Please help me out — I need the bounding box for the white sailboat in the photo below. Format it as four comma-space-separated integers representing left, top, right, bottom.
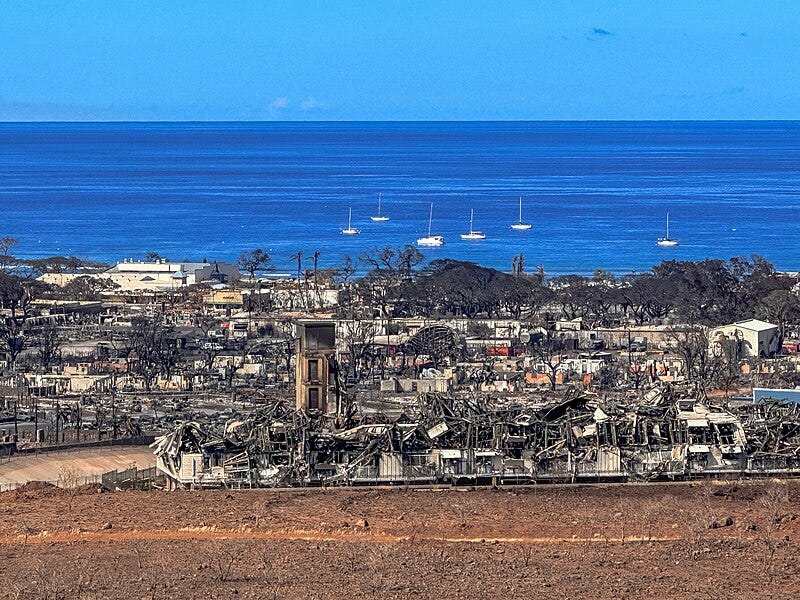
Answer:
341, 207, 361, 235
370, 193, 390, 222
460, 209, 486, 240
417, 203, 444, 247
510, 196, 532, 230
656, 212, 678, 246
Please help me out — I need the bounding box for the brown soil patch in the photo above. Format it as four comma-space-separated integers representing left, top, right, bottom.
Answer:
0, 480, 798, 599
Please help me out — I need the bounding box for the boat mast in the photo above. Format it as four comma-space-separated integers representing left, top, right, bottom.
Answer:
348, 207, 352, 229
427, 203, 433, 237
666, 212, 669, 239
378, 193, 382, 216
469, 209, 474, 233
519, 197, 523, 223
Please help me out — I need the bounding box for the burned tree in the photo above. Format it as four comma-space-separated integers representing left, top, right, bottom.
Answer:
339, 320, 377, 382
408, 324, 457, 370
36, 321, 62, 372
359, 245, 423, 319
238, 248, 272, 280
0, 271, 29, 320
0, 236, 18, 257
59, 275, 118, 300
271, 319, 296, 386
531, 332, 570, 390
0, 236, 18, 266
290, 250, 306, 309
335, 255, 357, 284
667, 324, 725, 388
757, 289, 800, 346
0, 318, 26, 370
193, 313, 224, 371
620, 274, 669, 325
127, 316, 180, 390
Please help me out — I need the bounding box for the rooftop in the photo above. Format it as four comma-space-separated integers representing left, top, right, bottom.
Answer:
731, 319, 778, 332
106, 260, 215, 274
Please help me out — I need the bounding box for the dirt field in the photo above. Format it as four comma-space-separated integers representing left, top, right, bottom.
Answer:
0, 480, 798, 599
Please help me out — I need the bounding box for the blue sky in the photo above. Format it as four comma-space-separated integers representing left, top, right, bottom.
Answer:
0, 1, 797, 120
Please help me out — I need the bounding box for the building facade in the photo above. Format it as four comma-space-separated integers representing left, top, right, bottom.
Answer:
295, 320, 336, 414
710, 319, 780, 359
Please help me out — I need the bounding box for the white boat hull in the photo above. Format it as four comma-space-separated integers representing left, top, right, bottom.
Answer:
417, 236, 444, 247
370, 216, 390, 222
511, 223, 532, 230
461, 208, 486, 240
342, 207, 359, 234
657, 213, 677, 245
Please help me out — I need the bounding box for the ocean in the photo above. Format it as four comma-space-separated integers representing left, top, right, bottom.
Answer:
1, 121, 799, 275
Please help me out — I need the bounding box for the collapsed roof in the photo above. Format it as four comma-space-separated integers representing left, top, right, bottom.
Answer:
152, 390, 800, 488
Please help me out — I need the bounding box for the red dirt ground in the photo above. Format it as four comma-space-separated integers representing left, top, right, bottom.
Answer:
0, 480, 798, 599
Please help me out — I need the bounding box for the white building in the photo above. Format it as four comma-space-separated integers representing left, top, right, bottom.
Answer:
102, 260, 239, 291
710, 319, 780, 359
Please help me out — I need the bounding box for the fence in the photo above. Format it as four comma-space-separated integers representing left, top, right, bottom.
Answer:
101, 465, 165, 490
0, 465, 164, 493
15, 435, 156, 456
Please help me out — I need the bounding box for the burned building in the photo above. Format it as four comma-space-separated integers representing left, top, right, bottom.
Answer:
152, 390, 800, 489
294, 320, 336, 415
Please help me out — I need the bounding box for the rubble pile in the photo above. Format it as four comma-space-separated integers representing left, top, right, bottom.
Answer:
151, 391, 800, 488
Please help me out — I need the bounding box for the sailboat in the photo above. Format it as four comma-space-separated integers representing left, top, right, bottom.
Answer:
370, 193, 390, 222
416, 203, 444, 247
341, 207, 361, 235
656, 212, 678, 246
510, 196, 532, 230
460, 209, 486, 240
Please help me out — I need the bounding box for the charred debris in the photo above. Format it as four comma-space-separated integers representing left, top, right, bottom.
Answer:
152, 390, 800, 489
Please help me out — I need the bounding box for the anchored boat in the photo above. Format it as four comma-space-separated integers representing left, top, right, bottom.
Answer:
460, 209, 486, 240
370, 193, 390, 222
417, 203, 444, 247
341, 207, 360, 235
510, 196, 532, 230
656, 212, 678, 246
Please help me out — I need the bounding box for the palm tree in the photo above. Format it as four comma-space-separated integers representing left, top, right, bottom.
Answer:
291, 251, 304, 308
311, 251, 322, 308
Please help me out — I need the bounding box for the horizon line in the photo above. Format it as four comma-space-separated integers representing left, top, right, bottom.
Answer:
2, 118, 800, 125
0, 116, 800, 125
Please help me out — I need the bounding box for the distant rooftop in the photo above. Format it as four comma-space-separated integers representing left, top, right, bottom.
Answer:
106, 260, 216, 274
731, 319, 778, 332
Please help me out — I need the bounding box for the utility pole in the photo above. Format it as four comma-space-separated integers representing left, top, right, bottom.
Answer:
76, 400, 82, 442
13, 391, 18, 439
292, 251, 303, 308
111, 392, 118, 439
313, 250, 321, 308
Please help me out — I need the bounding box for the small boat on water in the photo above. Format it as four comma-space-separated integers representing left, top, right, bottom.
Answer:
341, 207, 361, 235
417, 203, 444, 247
656, 212, 678, 247
370, 193, 390, 222
510, 196, 532, 230
460, 209, 486, 240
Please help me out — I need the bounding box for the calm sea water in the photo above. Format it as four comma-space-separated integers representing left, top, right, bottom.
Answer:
1, 121, 799, 275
